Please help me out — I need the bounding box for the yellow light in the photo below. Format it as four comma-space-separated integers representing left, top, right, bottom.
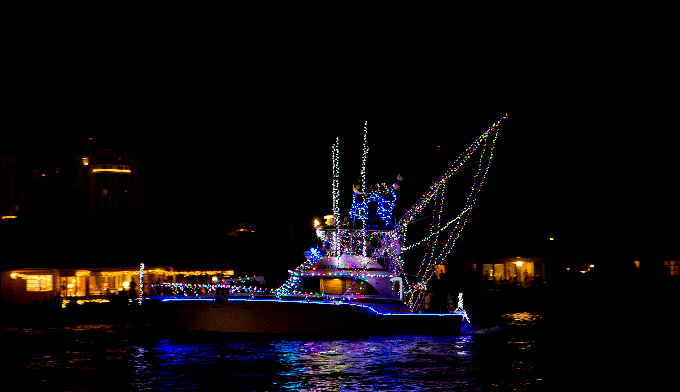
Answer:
62, 299, 110, 308
515, 261, 523, 267
589, 264, 595, 268
10, 273, 18, 279
1, 216, 17, 219
92, 169, 131, 173
549, 237, 554, 241
314, 219, 320, 227
82, 157, 89, 165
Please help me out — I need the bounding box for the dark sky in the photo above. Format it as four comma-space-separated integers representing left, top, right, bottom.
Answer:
3, 110, 677, 261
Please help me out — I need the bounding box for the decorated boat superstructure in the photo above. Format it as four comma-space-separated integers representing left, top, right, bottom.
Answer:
164, 116, 508, 335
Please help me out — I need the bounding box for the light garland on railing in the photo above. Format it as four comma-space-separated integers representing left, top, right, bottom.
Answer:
153, 282, 272, 297
291, 270, 395, 279
99, 269, 236, 278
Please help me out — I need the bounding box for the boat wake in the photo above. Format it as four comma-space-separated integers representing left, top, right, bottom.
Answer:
468, 326, 503, 334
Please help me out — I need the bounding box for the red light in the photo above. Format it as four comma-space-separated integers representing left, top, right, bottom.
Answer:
89, 138, 93, 140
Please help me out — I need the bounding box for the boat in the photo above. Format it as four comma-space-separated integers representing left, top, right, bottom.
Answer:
162, 117, 507, 335
163, 235, 467, 335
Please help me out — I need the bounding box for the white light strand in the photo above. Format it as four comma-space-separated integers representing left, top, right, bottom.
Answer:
361, 121, 368, 256
332, 137, 340, 256
453, 292, 469, 322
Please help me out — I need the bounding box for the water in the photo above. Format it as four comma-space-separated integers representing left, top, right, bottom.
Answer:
1, 310, 673, 391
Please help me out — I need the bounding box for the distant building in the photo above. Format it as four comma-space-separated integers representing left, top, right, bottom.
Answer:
73, 149, 139, 219
466, 257, 551, 286
1, 266, 236, 306
2, 148, 139, 221
1, 157, 19, 220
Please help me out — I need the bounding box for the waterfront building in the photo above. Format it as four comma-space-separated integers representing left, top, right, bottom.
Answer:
466, 257, 551, 287
73, 149, 139, 219
1, 266, 236, 306
1, 157, 19, 220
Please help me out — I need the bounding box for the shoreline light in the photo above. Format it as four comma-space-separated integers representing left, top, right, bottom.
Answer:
92, 169, 131, 173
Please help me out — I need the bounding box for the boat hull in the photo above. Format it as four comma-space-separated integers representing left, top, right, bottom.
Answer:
164, 298, 463, 335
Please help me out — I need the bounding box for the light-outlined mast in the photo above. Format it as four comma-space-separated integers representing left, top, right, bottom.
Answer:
332, 137, 340, 256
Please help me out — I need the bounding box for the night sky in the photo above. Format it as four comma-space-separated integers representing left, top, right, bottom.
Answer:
3, 110, 678, 271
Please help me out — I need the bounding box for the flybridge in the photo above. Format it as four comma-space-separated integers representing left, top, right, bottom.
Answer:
276, 115, 508, 311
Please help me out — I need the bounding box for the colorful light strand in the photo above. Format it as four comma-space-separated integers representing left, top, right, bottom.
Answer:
274, 114, 507, 314
139, 263, 145, 302
401, 114, 506, 310
332, 137, 340, 255
153, 282, 272, 297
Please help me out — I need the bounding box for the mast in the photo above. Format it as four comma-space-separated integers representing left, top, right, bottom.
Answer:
361, 121, 368, 256
332, 137, 340, 256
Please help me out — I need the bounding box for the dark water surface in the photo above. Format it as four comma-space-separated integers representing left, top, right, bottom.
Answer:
1, 308, 674, 391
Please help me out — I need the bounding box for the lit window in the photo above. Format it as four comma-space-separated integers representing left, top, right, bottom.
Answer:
82, 157, 89, 165
26, 275, 53, 292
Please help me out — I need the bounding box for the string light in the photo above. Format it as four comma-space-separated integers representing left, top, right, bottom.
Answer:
400, 115, 506, 310
274, 114, 508, 316
361, 121, 368, 258
139, 263, 145, 302
153, 282, 272, 297
332, 137, 340, 255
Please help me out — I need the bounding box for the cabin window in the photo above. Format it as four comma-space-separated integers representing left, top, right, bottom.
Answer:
320, 278, 379, 296
321, 278, 344, 295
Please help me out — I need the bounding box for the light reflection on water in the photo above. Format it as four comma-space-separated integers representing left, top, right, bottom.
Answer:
501, 312, 542, 326
147, 335, 482, 391
2, 313, 549, 391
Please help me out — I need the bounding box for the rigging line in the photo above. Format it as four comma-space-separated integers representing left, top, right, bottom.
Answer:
402, 207, 472, 251
400, 205, 467, 225
397, 133, 485, 229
